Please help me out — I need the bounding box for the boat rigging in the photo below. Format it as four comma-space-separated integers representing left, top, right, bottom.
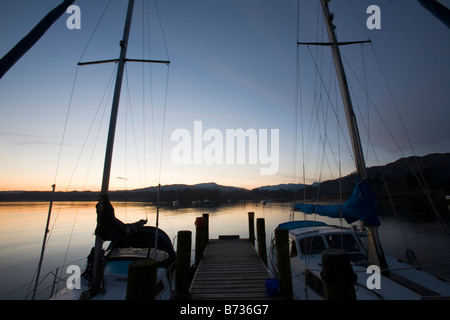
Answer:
270, 0, 450, 300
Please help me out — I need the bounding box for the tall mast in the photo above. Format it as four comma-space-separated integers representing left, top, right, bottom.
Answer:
90, 0, 136, 297
320, 0, 366, 179
319, 0, 387, 269
101, 0, 135, 196
78, 0, 170, 298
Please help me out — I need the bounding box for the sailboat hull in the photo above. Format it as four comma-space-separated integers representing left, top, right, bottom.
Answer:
270, 221, 450, 300
52, 266, 173, 300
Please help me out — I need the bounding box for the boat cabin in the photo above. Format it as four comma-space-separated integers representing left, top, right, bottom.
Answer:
286, 222, 368, 263
277, 220, 369, 298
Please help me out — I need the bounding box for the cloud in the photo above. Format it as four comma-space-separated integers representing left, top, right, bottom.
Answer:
0, 130, 59, 146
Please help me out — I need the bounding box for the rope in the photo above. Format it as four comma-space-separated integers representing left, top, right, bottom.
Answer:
28, 2, 116, 299
52, 0, 113, 187
27, 1, 123, 299
125, 65, 144, 190
292, 0, 301, 220
29, 0, 175, 299
155, 0, 171, 61
346, 0, 446, 230
341, 47, 450, 237
157, 66, 170, 185
305, 45, 354, 174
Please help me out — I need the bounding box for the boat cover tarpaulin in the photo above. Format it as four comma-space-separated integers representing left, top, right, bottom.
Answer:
277, 220, 327, 230
114, 226, 176, 269
95, 195, 176, 268
294, 178, 380, 226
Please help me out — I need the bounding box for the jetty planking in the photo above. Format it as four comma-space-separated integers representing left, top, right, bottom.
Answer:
189, 237, 277, 300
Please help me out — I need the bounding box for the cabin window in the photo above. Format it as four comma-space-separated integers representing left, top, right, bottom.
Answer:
305, 269, 325, 297
299, 236, 326, 255
289, 237, 298, 257
325, 234, 361, 253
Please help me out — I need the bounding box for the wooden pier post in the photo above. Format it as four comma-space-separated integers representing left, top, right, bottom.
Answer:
248, 212, 255, 246
126, 259, 158, 300
256, 218, 267, 266
275, 227, 293, 300
202, 213, 209, 241
175, 230, 192, 299
195, 216, 208, 267
321, 249, 357, 300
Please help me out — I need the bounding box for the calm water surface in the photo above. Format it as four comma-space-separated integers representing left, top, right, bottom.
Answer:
1, 200, 449, 299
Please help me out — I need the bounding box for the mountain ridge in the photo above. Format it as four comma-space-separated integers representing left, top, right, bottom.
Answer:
0, 153, 448, 205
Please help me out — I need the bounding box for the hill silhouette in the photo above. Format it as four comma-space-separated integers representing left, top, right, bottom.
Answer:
300, 153, 450, 220
0, 153, 449, 220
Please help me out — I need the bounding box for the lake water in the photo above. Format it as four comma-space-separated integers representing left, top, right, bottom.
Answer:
1, 200, 450, 300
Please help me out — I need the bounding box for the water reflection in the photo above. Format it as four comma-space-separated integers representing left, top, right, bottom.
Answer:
0, 201, 449, 299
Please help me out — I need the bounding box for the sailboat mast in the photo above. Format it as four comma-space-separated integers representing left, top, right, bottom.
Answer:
101, 0, 135, 195
319, 0, 387, 269
319, 0, 367, 179
90, 0, 135, 296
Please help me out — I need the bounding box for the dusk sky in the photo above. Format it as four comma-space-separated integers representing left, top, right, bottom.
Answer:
0, 0, 449, 192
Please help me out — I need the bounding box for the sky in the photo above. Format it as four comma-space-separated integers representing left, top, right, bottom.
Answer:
0, 0, 449, 192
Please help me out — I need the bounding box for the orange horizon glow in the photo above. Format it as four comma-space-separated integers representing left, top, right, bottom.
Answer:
0, 176, 320, 193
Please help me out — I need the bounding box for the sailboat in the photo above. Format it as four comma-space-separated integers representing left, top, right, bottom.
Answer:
269, 0, 450, 300
48, 0, 175, 300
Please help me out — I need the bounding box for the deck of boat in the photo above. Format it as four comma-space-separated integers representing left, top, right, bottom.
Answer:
189, 236, 277, 300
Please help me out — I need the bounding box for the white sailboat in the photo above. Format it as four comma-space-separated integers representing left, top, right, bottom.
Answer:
47, 0, 175, 300
270, 0, 450, 300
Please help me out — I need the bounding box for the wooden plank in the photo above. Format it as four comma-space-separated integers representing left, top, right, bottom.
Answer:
192, 283, 266, 289
191, 292, 274, 300
196, 266, 266, 272
193, 275, 268, 282
190, 238, 278, 300
193, 278, 265, 284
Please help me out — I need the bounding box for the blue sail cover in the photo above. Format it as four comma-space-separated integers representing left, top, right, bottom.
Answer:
294, 178, 380, 226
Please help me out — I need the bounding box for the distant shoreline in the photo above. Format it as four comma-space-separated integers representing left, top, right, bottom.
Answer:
1, 153, 448, 221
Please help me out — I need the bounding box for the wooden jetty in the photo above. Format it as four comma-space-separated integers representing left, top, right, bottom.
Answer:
189, 236, 276, 300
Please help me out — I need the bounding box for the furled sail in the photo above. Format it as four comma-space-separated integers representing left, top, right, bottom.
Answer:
294, 178, 380, 226
94, 195, 176, 267
95, 195, 147, 241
